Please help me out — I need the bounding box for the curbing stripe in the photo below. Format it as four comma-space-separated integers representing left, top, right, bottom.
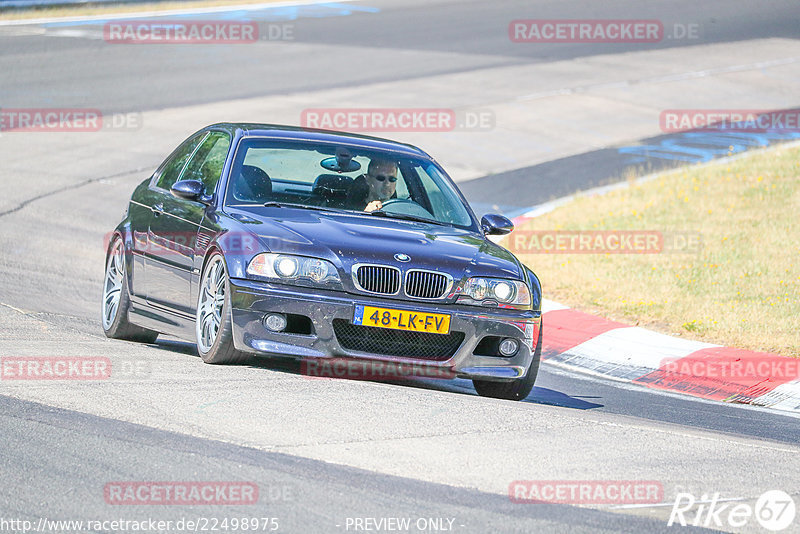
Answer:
540, 308, 626, 357
541, 299, 568, 313
541, 306, 800, 413
581, 326, 716, 370
518, 143, 800, 414
634, 346, 800, 402
551, 326, 716, 382
749, 380, 800, 412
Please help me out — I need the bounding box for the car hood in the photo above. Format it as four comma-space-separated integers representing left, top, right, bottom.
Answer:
227, 206, 523, 281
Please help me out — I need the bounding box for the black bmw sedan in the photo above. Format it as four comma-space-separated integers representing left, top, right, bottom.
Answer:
102, 123, 543, 400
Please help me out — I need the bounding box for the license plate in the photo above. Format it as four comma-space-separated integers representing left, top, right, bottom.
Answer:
353, 305, 451, 335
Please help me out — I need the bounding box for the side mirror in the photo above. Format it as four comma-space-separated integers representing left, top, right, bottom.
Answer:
481, 213, 514, 236
171, 180, 210, 204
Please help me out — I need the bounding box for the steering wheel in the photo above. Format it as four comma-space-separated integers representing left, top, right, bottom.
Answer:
377, 198, 434, 218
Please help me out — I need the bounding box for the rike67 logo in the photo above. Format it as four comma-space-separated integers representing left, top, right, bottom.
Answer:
669, 490, 796, 531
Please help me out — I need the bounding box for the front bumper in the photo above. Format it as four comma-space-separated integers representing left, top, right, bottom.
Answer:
229, 278, 541, 381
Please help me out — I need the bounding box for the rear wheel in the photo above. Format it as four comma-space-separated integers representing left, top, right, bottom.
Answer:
101, 237, 159, 343
473, 321, 542, 401
196, 253, 250, 365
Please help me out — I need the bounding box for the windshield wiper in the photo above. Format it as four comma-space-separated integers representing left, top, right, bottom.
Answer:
368, 210, 449, 226
263, 201, 337, 212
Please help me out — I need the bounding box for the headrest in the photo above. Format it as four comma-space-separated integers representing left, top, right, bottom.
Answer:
235, 165, 272, 202
313, 174, 353, 198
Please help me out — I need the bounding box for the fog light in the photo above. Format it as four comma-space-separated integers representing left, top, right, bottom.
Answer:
498, 338, 519, 356
263, 313, 287, 332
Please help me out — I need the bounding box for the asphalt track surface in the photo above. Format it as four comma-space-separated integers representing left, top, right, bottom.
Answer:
1, 394, 692, 533
1, 1, 800, 533
1, 0, 799, 113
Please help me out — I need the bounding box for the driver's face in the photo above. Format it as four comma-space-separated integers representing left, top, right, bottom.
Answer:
366, 167, 397, 201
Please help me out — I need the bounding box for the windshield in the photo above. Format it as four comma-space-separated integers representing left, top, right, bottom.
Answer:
225, 138, 476, 228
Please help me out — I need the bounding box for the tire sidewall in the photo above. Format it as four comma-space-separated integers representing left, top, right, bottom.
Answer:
473, 319, 542, 400
196, 253, 235, 362
102, 237, 129, 335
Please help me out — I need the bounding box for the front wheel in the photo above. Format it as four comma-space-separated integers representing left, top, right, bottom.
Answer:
473, 321, 542, 401
101, 237, 159, 343
196, 253, 250, 365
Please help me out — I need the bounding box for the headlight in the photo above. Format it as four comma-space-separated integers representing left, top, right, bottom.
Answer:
458, 277, 531, 309
275, 256, 299, 278
246, 253, 341, 287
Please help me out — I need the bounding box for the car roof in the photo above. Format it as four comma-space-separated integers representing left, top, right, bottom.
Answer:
206, 122, 431, 159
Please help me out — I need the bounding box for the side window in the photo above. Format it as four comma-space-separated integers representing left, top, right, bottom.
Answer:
414, 164, 467, 224
181, 132, 231, 195
394, 169, 410, 199
155, 133, 207, 191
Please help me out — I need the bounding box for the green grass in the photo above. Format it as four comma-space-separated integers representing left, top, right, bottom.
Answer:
506, 143, 800, 357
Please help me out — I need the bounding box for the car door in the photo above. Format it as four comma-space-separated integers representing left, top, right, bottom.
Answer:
146, 131, 231, 315
134, 132, 207, 302
143, 131, 208, 313
127, 178, 161, 301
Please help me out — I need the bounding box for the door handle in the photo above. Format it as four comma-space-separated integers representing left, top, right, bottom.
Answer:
152, 203, 164, 217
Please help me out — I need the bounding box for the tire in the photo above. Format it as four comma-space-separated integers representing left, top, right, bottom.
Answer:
473, 320, 542, 401
196, 252, 250, 365
101, 237, 159, 343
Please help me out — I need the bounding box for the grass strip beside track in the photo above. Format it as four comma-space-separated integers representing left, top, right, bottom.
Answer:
508, 143, 800, 357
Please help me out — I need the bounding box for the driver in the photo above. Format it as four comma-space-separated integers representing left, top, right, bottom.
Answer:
346, 158, 398, 212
